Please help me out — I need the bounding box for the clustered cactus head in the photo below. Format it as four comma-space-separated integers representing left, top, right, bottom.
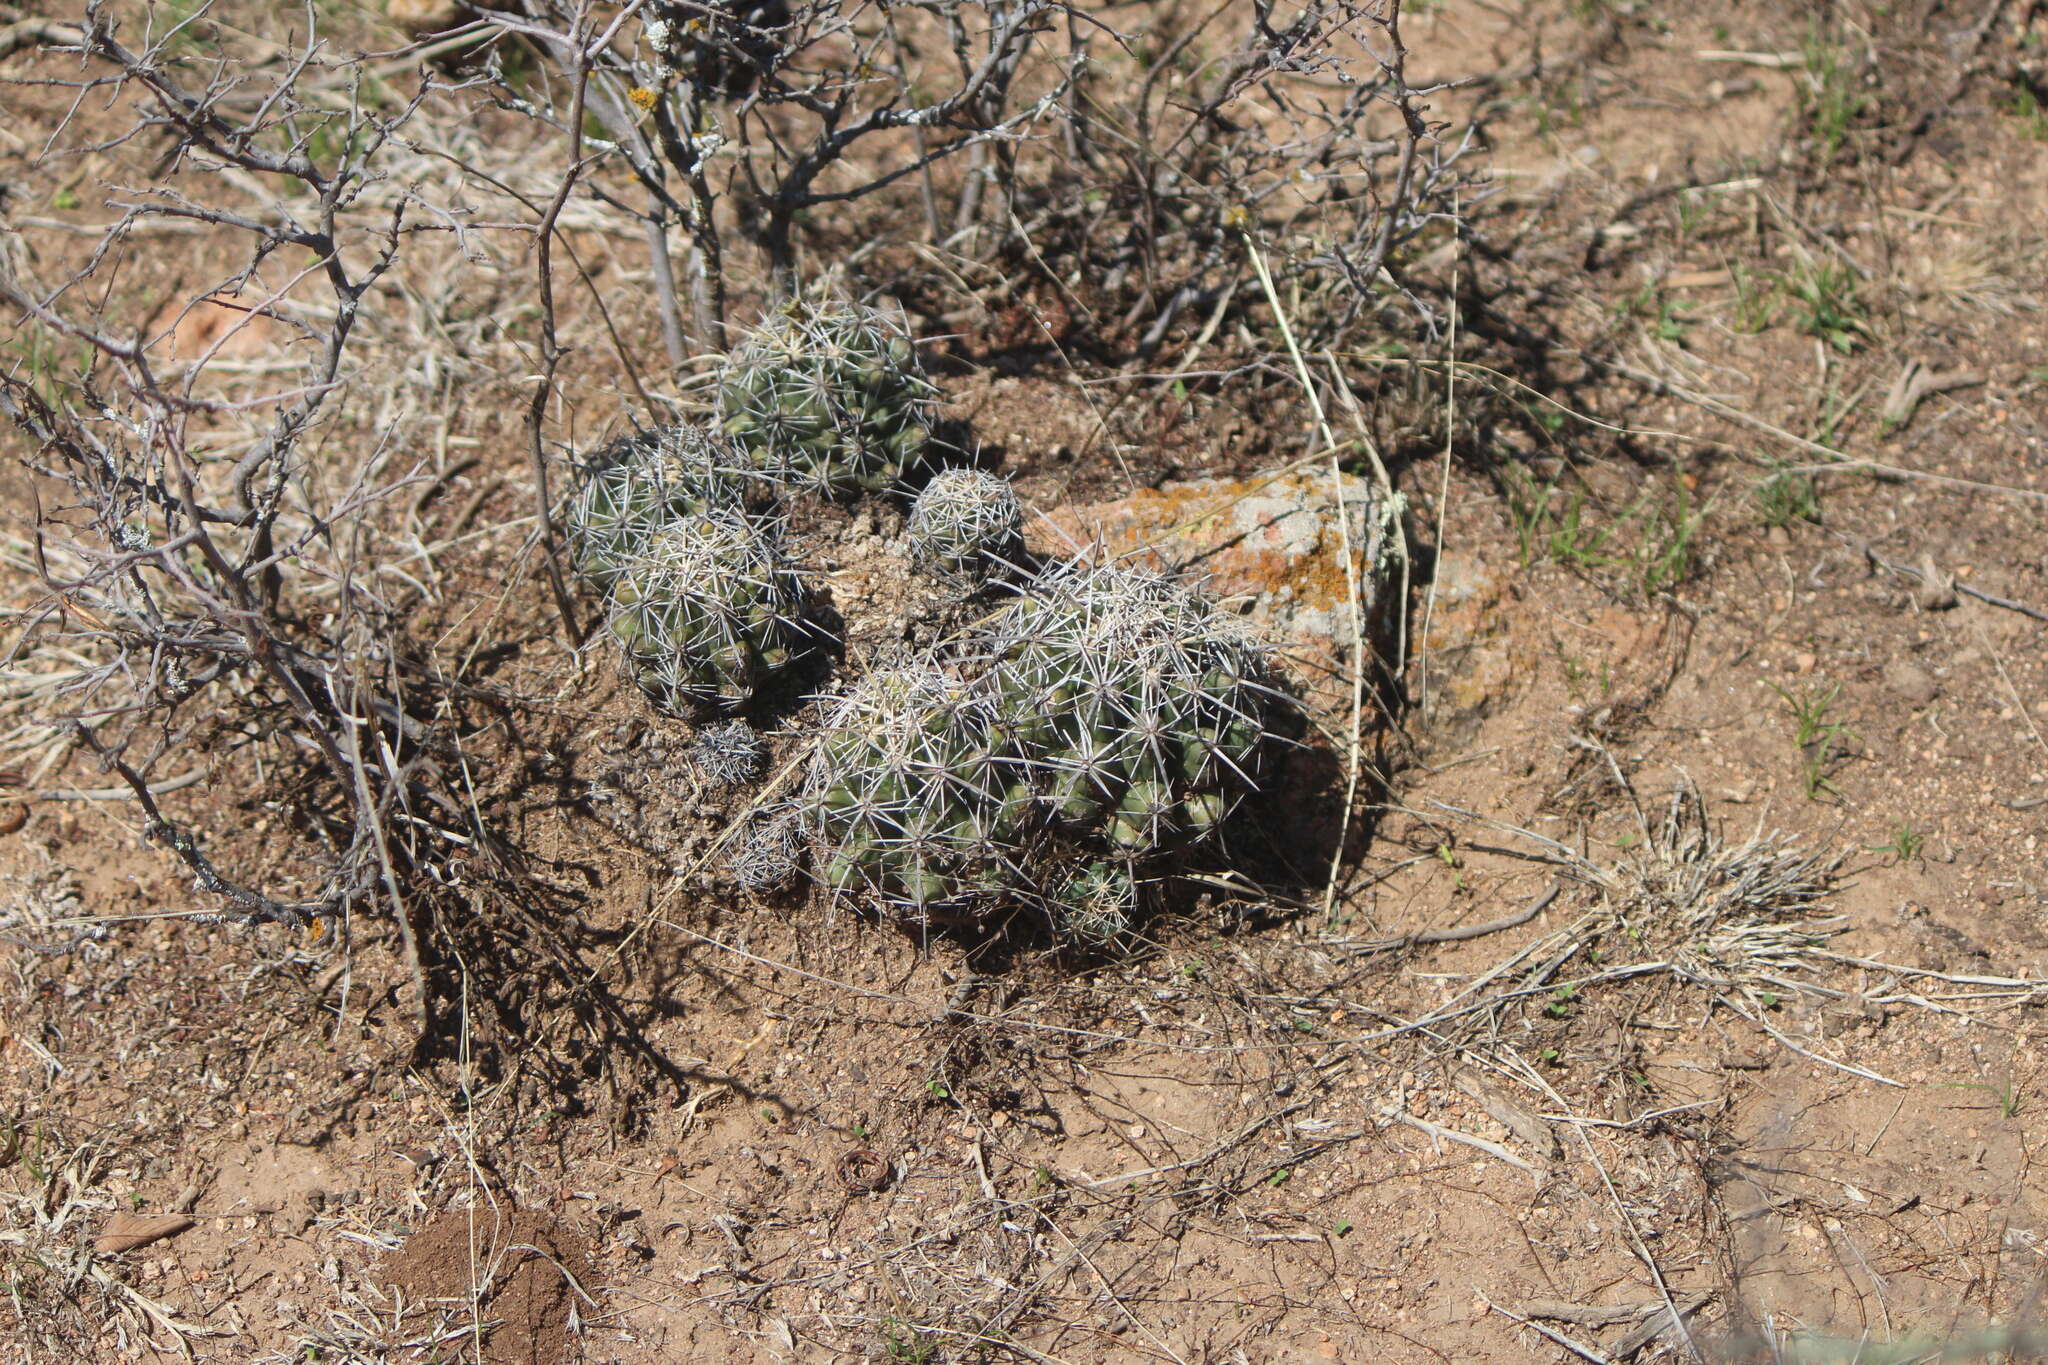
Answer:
982, 562, 1276, 856
793, 561, 1284, 939
564, 423, 756, 592
607, 506, 811, 715
1055, 860, 1137, 944
691, 718, 766, 787
803, 668, 1026, 916
730, 810, 804, 892
718, 298, 937, 499
906, 468, 1024, 583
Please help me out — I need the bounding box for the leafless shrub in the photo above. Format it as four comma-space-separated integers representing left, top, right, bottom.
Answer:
0, 9, 564, 1025
486, 0, 1079, 351
485, 0, 1473, 361
996, 0, 1480, 353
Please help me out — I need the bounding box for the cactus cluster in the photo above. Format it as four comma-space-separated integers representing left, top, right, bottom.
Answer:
906, 468, 1024, 583
717, 299, 937, 498
562, 299, 1295, 942
562, 300, 948, 718
789, 562, 1284, 939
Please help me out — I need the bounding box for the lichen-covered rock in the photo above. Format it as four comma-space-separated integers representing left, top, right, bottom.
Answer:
1032, 470, 1397, 713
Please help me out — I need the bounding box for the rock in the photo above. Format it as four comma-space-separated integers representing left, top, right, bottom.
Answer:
1416, 551, 1530, 724
1884, 659, 1939, 707
1030, 471, 1396, 713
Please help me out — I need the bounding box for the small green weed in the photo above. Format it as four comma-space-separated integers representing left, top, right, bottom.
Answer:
3, 331, 90, 410
1771, 680, 1859, 798
1729, 255, 1869, 354
1632, 484, 1701, 596
1933, 1079, 2022, 1119
150, 0, 216, 60
1559, 650, 1612, 700
1549, 491, 1618, 572
1755, 470, 1820, 528
1868, 823, 1925, 863
2002, 84, 2048, 141
1620, 281, 1690, 344
1781, 257, 1868, 354
1800, 33, 1870, 161
1731, 263, 1778, 334
880, 1318, 940, 1363
305, 118, 371, 171
1498, 464, 1701, 597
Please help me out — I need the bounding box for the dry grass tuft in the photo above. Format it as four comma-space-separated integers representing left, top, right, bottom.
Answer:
0, 1123, 217, 1358
1583, 767, 1840, 997
261, 1283, 482, 1365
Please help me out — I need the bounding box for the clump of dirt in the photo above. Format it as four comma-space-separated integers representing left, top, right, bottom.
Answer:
380, 1207, 591, 1365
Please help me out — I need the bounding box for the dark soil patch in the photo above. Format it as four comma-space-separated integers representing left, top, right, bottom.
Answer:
381, 1208, 592, 1365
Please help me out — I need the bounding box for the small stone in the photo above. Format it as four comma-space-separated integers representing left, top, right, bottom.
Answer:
1884, 660, 1939, 706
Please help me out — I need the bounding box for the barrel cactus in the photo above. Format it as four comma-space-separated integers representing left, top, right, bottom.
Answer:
606, 506, 812, 715
717, 298, 937, 499
906, 468, 1024, 583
